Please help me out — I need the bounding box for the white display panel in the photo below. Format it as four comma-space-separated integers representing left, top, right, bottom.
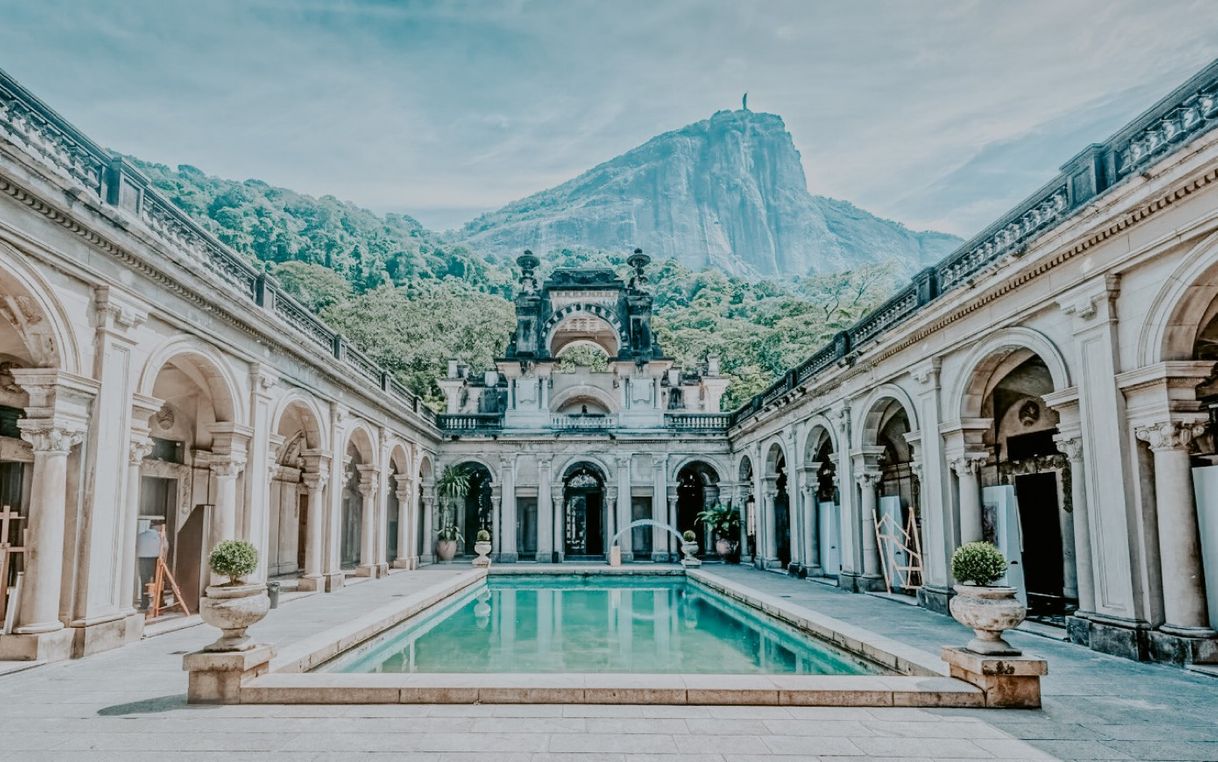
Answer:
1191, 465, 1218, 630
818, 501, 840, 576
982, 484, 1027, 605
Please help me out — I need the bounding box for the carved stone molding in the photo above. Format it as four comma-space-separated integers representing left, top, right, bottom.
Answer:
1135, 419, 1209, 452
302, 471, 329, 493
18, 420, 85, 454
209, 455, 246, 479
855, 470, 882, 488
1053, 434, 1084, 462
129, 436, 154, 466
949, 453, 987, 477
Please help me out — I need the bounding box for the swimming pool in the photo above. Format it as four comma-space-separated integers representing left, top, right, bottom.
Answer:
323, 574, 879, 675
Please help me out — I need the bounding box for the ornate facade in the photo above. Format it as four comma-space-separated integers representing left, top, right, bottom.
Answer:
1, 58, 1218, 666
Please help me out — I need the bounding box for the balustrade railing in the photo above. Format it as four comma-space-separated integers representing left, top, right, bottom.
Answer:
551, 414, 618, 430
664, 413, 730, 431
437, 413, 503, 432
0, 65, 435, 429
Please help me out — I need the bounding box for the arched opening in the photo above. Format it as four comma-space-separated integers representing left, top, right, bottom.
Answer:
858, 393, 918, 593
547, 310, 621, 358
967, 351, 1071, 619
386, 445, 410, 565
804, 425, 840, 578
676, 461, 720, 556
764, 444, 791, 569
137, 351, 240, 617
341, 427, 376, 572
456, 462, 493, 557
737, 456, 756, 561
269, 399, 324, 581
416, 457, 433, 561
562, 462, 607, 559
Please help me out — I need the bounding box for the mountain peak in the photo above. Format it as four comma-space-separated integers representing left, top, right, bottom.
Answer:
457, 110, 958, 278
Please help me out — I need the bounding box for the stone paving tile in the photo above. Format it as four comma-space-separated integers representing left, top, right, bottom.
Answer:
3, 565, 1216, 761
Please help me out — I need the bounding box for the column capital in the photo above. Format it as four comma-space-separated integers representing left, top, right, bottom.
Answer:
93, 285, 148, 335
614, 453, 632, 469
210, 454, 247, 479
910, 358, 941, 387
855, 470, 881, 488
18, 419, 85, 454
302, 470, 329, 493
129, 435, 154, 465
949, 452, 987, 477
1052, 433, 1084, 462
909, 459, 924, 480
1135, 419, 1208, 452
248, 363, 279, 396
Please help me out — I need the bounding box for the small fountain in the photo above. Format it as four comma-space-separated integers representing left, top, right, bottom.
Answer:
608, 519, 700, 567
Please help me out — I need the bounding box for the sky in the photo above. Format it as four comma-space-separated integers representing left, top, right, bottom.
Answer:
1, 1, 1216, 235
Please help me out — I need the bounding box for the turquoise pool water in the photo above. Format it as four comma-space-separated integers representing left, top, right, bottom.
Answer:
324, 575, 878, 675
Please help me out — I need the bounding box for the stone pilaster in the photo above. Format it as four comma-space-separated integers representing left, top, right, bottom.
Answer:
298, 450, 330, 590
355, 465, 379, 577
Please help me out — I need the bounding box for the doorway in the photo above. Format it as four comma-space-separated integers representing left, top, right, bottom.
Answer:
563, 464, 605, 558
1015, 472, 1066, 614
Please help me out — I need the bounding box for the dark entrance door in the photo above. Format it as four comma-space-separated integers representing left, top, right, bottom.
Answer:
564, 485, 604, 557
1015, 472, 1065, 614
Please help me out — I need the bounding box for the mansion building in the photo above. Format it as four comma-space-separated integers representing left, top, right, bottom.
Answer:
1, 58, 1218, 668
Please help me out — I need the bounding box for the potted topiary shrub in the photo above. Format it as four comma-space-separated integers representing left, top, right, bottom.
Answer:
680, 529, 701, 568
696, 503, 740, 560
199, 539, 268, 652
473, 528, 493, 568
948, 541, 1026, 655
434, 465, 469, 562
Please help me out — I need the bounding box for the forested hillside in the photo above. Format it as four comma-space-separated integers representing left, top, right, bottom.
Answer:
135, 160, 897, 408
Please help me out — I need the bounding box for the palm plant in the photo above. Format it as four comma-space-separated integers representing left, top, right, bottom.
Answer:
695, 503, 740, 539
435, 465, 470, 543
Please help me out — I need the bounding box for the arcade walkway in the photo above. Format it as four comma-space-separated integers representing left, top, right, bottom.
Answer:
0, 565, 1213, 760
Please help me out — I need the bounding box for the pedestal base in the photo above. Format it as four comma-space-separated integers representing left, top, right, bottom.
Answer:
0, 627, 74, 662
940, 647, 1047, 708
298, 574, 325, 592
839, 572, 887, 593
497, 553, 518, 563
651, 552, 673, 563
1147, 628, 1218, 665
70, 612, 143, 658
1065, 613, 1151, 661
917, 584, 952, 615
183, 645, 275, 704
681, 558, 702, 568
323, 573, 345, 592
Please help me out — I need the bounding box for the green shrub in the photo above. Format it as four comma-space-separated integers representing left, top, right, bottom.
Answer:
476, 529, 491, 542
209, 540, 258, 584
951, 541, 1007, 586
682, 529, 697, 542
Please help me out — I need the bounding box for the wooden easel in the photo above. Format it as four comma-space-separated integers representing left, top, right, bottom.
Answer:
146, 525, 190, 619
874, 508, 925, 594
0, 505, 26, 623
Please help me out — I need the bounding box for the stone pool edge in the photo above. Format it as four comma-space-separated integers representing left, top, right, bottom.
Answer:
222, 566, 1008, 708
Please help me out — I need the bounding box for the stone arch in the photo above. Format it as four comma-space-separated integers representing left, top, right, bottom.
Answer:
550, 384, 619, 415
270, 390, 329, 453
343, 421, 377, 465
387, 441, 411, 474
802, 415, 838, 464
736, 453, 754, 481
763, 439, 788, 477
1138, 230, 1218, 364
543, 303, 626, 357
444, 455, 499, 484
0, 239, 82, 374
668, 455, 725, 484
950, 327, 1071, 419
854, 383, 920, 450
418, 453, 435, 482
138, 336, 245, 424
555, 452, 614, 484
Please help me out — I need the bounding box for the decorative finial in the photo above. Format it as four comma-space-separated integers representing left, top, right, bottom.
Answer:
742, 92, 748, 111
516, 250, 539, 294
627, 248, 650, 292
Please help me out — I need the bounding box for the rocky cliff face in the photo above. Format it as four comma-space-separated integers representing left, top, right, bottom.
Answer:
457, 109, 960, 277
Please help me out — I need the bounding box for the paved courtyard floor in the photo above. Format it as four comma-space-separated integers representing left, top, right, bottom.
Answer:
0, 564, 1214, 761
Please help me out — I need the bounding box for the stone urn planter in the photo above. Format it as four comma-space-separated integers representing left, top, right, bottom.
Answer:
473, 540, 493, 568
680, 540, 701, 568
435, 539, 458, 562
715, 537, 733, 559
949, 585, 1026, 655
200, 583, 270, 652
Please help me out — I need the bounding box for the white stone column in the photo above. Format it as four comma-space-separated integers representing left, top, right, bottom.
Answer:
735, 482, 752, 563
491, 486, 503, 558
1136, 420, 1215, 635
536, 456, 553, 562
909, 360, 950, 596
209, 455, 246, 564
605, 485, 618, 558
500, 455, 518, 562
393, 473, 413, 569
615, 455, 632, 561
651, 453, 668, 561
787, 470, 802, 570
1053, 432, 1095, 614
553, 480, 565, 561
856, 469, 882, 580
420, 490, 435, 564
356, 465, 379, 577
950, 453, 987, 545
299, 463, 329, 589
667, 491, 679, 558
800, 466, 819, 572
831, 410, 858, 577
13, 420, 86, 636
243, 366, 278, 583
762, 477, 778, 567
